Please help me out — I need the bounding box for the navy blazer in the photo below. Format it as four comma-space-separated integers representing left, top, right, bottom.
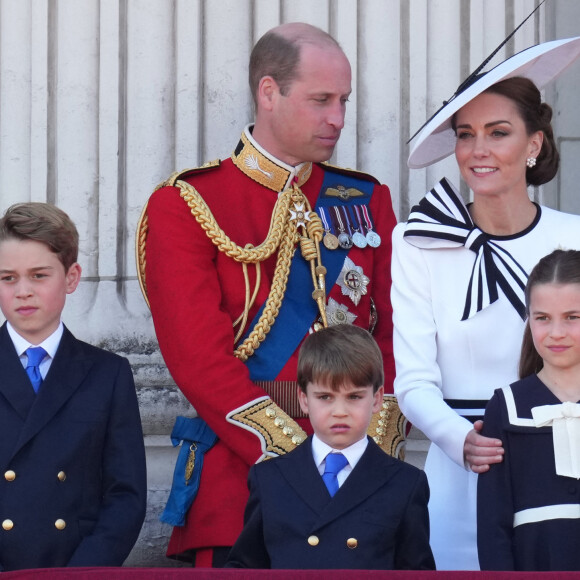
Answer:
0, 323, 147, 571
227, 436, 434, 570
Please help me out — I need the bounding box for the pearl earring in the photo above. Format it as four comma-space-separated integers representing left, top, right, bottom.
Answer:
526, 157, 537, 168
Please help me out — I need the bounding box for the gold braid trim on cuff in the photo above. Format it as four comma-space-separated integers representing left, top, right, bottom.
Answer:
229, 399, 307, 456
368, 394, 407, 460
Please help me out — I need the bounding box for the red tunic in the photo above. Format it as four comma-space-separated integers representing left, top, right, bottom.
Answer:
144, 132, 397, 556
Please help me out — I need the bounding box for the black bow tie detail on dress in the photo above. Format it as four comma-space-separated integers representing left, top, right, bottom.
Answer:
403, 178, 528, 321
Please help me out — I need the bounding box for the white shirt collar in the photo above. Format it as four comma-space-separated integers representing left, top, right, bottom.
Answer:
7, 321, 64, 359
311, 433, 369, 471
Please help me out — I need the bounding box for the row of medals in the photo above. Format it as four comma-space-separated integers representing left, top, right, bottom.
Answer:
320, 207, 381, 251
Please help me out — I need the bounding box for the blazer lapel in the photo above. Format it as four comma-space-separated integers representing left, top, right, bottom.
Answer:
0, 324, 37, 419
11, 327, 94, 457
313, 438, 402, 531
275, 437, 332, 514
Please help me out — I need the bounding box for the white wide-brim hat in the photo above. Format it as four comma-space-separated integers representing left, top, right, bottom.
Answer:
408, 36, 580, 169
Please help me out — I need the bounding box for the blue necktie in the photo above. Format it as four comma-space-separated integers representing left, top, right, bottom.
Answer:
322, 453, 348, 497
25, 347, 47, 393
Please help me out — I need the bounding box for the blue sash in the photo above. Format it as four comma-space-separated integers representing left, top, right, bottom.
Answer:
244, 169, 375, 380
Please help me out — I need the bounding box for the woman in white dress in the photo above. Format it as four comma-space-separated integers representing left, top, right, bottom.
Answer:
392, 37, 580, 570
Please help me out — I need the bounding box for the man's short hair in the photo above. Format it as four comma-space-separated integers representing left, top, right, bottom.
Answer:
249, 23, 341, 105
297, 324, 384, 393
0, 202, 79, 271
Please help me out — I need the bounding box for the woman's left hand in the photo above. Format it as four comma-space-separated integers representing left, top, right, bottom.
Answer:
463, 420, 504, 473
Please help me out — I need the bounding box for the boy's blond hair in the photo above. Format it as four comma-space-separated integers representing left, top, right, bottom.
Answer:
0, 202, 79, 271
297, 324, 384, 393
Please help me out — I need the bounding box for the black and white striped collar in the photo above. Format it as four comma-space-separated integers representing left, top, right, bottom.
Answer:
404, 178, 537, 321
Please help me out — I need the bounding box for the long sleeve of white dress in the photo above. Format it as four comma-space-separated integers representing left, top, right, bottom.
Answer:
391, 223, 473, 468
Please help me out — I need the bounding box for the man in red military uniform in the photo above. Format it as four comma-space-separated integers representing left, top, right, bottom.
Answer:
138, 22, 401, 567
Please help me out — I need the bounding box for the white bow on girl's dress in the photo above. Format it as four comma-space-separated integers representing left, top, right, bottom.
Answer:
532, 402, 580, 479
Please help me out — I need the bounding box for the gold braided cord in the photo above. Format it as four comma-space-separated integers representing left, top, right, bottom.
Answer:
135, 166, 216, 310
233, 261, 252, 343
135, 203, 150, 309
247, 260, 262, 314
174, 179, 328, 361
177, 179, 292, 264
233, 258, 262, 344
305, 212, 328, 327
176, 179, 297, 351
235, 224, 299, 361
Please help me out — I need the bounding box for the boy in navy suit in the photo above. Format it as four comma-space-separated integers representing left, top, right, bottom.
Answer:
0, 203, 147, 571
226, 325, 435, 570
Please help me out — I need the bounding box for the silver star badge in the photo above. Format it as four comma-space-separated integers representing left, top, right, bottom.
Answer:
289, 203, 311, 229
337, 257, 370, 306
326, 298, 357, 326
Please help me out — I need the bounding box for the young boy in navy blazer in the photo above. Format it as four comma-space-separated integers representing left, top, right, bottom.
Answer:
226, 324, 435, 570
0, 203, 147, 571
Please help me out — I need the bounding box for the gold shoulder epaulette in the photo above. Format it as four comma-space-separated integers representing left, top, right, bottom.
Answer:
319, 161, 380, 185
367, 394, 407, 459
136, 160, 222, 308
155, 160, 221, 190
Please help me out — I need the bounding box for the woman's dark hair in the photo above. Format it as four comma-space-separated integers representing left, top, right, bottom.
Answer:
519, 249, 580, 378
485, 76, 559, 186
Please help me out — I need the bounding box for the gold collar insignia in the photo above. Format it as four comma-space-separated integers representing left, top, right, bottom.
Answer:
231, 127, 312, 192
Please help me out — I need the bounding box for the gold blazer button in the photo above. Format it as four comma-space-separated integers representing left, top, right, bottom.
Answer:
57, 471, 67, 482
55, 519, 66, 530
4, 470, 16, 482
347, 537, 358, 549
2, 519, 13, 531
307, 535, 319, 546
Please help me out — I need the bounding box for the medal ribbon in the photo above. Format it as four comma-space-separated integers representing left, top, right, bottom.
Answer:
353, 204, 365, 227
319, 207, 332, 232
347, 205, 359, 233
360, 204, 375, 234
340, 206, 354, 235
348, 205, 367, 247
334, 206, 347, 235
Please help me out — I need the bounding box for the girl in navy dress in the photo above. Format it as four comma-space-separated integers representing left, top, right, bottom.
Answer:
478, 249, 580, 570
